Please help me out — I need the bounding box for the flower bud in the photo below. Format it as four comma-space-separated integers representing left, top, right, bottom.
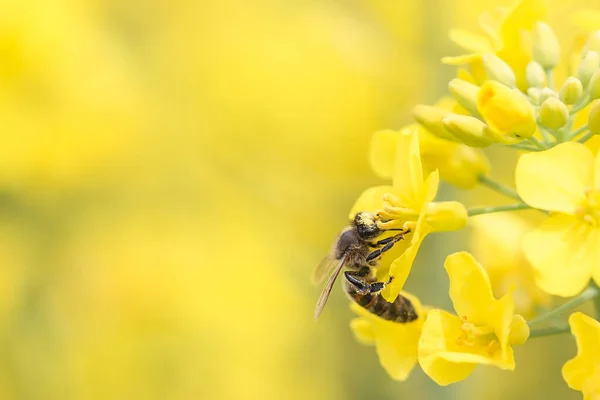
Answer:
583, 31, 600, 56
477, 81, 537, 141
588, 70, 600, 100
588, 101, 600, 135
412, 105, 456, 141
539, 88, 557, 104
425, 201, 468, 232
527, 88, 541, 105
578, 51, 600, 87
525, 61, 546, 88
448, 79, 479, 116
442, 114, 493, 147
482, 53, 516, 88
540, 97, 569, 129
531, 22, 560, 69
559, 77, 583, 105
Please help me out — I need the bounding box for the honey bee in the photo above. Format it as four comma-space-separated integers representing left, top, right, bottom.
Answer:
313, 212, 417, 322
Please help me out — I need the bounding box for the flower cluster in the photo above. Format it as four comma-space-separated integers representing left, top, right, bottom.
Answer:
325, 0, 600, 396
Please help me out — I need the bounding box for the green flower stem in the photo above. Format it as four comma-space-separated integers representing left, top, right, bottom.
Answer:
478, 175, 522, 201
529, 325, 571, 338
568, 124, 589, 141
526, 136, 547, 150
508, 143, 543, 152
538, 126, 555, 145
528, 285, 599, 329
577, 131, 595, 144
571, 96, 590, 114
467, 203, 531, 216
591, 281, 600, 319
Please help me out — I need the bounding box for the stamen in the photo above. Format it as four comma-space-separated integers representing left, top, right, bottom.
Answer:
457, 319, 499, 353
577, 189, 600, 227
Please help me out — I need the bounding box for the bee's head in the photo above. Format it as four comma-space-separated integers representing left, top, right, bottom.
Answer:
353, 212, 381, 240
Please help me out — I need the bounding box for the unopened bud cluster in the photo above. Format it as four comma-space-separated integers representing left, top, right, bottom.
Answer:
413, 23, 600, 147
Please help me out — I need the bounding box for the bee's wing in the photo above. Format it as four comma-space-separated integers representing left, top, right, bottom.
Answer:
312, 254, 339, 285
314, 254, 347, 320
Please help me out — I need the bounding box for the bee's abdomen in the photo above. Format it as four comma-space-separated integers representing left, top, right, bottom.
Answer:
352, 292, 418, 323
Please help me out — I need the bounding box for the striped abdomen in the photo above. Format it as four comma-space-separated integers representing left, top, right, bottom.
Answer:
349, 290, 418, 323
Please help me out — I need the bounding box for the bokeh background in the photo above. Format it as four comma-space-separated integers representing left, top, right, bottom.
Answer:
0, 0, 597, 399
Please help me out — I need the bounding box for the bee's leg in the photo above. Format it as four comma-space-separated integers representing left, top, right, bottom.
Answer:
366, 275, 394, 293
367, 236, 397, 247
365, 234, 406, 263
344, 271, 392, 295
385, 228, 412, 233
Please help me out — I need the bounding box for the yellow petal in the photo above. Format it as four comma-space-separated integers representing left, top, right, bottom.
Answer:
516, 142, 593, 213
418, 310, 477, 386
444, 252, 494, 324
562, 312, 600, 393
381, 217, 432, 302
478, 8, 505, 49
593, 231, 600, 287
392, 129, 423, 208
369, 130, 400, 179
375, 323, 421, 381
477, 81, 536, 140
595, 150, 600, 191
488, 291, 519, 364
349, 185, 392, 219
375, 240, 412, 281
442, 54, 482, 66
449, 29, 493, 53
523, 215, 596, 297
508, 315, 530, 346
425, 201, 468, 232
499, 0, 548, 89
421, 169, 440, 210
350, 318, 376, 345
350, 297, 424, 381
438, 347, 514, 370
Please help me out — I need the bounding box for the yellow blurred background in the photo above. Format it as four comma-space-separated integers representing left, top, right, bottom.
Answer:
0, 0, 596, 399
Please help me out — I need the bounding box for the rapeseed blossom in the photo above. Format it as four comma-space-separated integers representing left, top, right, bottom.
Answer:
418, 252, 529, 385
516, 143, 600, 296
351, 129, 467, 302
562, 312, 600, 399
330, 0, 600, 393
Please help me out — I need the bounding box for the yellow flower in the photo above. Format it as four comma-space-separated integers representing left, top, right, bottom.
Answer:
562, 312, 600, 399
351, 129, 467, 302
470, 213, 552, 319
350, 292, 426, 381
418, 252, 529, 386
443, 0, 548, 89
369, 123, 490, 189
476, 80, 537, 142
515, 142, 600, 296
441, 8, 506, 67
